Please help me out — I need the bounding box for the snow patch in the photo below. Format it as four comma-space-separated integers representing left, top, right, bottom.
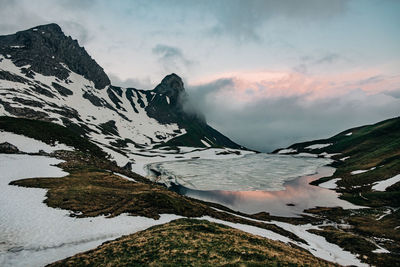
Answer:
114, 172, 136, 182
277, 148, 297, 154
200, 139, 211, 147
305, 143, 332, 150
319, 152, 340, 158
372, 174, 400, 191
372, 247, 390, 254
351, 167, 376, 175
376, 209, 391, 221
319, 178, 341, 189
0, 131, 73, 153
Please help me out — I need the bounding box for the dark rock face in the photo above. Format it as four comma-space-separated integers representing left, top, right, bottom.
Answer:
0, 142, 19, 153
153, 73, 185, 100
0, 98, 51, 120
145, 73, 196, 125
52, 82, 73, 96
0, 23, 110, 89
0, 70, 30, 84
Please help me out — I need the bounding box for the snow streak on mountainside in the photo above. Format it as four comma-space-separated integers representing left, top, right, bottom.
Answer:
0, 24, 244, 169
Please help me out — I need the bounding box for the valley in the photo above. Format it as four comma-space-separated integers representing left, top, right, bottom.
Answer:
0, 23, 399, 267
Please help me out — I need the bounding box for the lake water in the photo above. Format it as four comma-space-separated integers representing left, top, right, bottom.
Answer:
147, 153, 361, 217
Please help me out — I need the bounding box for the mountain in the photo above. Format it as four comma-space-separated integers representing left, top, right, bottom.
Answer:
0, 23, 245, 166
274, 117, 400, 207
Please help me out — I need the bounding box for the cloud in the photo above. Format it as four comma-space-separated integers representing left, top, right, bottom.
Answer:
185, 72, 400, 152
356, 75, 385, 86
314, 53, 341, 64
196, 0, 349, 42
293, 53, 344, 74
152, 44, 193, 73
182, 78, 234, 115
108, 73, 154, 89
383, 89, 400, 99
61, 21, 92, 45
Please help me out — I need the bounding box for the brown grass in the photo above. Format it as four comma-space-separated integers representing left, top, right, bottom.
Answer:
48, 219, 338, 267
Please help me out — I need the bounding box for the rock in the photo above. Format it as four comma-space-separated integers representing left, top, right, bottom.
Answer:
0, 142, 19, 153
154, 73, 185, 96
123, 161, 133, 171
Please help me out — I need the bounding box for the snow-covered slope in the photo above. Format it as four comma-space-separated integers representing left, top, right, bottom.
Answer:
0, 24, 245, 169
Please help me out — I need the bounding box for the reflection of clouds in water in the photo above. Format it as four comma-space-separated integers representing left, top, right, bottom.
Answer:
173, 166, 363, 217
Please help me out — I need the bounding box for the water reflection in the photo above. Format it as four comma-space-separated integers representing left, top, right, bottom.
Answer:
171, 167, 361, 217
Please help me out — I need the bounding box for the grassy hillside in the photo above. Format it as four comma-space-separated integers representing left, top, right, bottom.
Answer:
277, 117, 400, 207
48, 218, 336, 267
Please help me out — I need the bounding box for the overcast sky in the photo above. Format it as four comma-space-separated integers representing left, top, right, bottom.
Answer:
1, 0, 399, 151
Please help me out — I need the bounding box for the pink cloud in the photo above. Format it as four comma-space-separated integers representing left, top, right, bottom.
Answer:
191, 70, 400, 104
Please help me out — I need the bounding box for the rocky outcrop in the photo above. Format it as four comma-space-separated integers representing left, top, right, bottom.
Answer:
0, 142, 19, 153
0, 23, 110, 89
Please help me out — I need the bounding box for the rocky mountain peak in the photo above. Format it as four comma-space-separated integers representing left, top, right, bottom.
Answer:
28, 23, 64, 35
0, 23, 110, 89
154, 73, 185, 96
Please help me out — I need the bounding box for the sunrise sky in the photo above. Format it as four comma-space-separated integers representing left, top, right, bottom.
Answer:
1, 0, 399, 151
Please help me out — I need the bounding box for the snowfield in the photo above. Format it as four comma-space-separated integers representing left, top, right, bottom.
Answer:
0, 131, 73, 153
0, 154, 181, 267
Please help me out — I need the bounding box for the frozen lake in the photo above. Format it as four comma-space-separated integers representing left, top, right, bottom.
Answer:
147, 153, 362, 216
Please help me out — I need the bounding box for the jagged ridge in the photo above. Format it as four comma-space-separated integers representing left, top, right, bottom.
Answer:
0, 23, 245, 167
0, 23, 110, 89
